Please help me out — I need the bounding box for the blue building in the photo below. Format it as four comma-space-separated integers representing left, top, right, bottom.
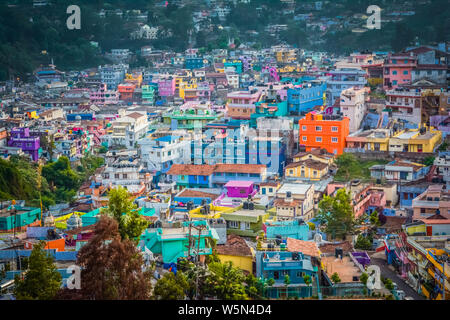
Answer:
185, 57, 204, 70
255, 250, 318, 298
287, 82, 326, 115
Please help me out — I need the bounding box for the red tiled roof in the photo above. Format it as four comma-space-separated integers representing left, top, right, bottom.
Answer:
286, 238, 321, 258
285, 159, 328, 171
273, 198, 301, 207
167, 164, 215, 176
177, 189, 220, 200
167, 163, 266, 176
216, 234, 252, 257
318, 241, 353, 254
214, 164, 266, 174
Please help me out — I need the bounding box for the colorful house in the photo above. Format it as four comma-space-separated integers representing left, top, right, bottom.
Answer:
255, 250, 319, 298
263, 219, 310, 241
383, 53, 417, 89
0, 206, 41, 232
287, 82, 327, 114
216, 234, 254, 274
299, 112, 350, 155
221, 207, 270, 238
7, 127, 40, 161
140, 220, 218, 264
224, 181, 257, 198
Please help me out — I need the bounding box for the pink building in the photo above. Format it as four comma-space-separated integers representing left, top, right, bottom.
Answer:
226, 90, 262, 119
158, 77, 176, 97
383, 53, 417, 90
90, 83, 119, 105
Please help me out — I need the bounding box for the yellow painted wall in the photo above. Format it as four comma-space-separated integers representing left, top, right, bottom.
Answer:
218, 254, 253, 274
285, 166, 327, 180
406, 224, 426, 235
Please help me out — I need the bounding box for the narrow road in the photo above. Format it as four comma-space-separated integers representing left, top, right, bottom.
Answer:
370, 256, 425, 300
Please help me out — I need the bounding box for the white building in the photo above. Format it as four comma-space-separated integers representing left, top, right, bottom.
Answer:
105, 111, 148, 149
139, 134, 192, 174
340, 87, 369, 133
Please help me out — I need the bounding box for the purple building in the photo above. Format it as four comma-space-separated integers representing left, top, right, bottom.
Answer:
157, 77, 176, 97
8, 127, 40, 161
224, 181, 256, 198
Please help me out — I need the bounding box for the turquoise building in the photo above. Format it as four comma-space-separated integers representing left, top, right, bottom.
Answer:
81, 207, 156, 227
141, 220, 218, 264
0, 206, 41, 232
263, 219, 309, 241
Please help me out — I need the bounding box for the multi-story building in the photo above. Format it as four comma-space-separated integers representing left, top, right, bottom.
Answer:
389, 127, 442, 153
287, 82, 327, 115
162, 108, 220, 130
185, 57, 204, 70
141, 84, 156, 105
89, 83, 119, 105
370, 160, 430, 182
99, 156, 151, 196
383, 53, 418, 90
340, 86, 369, 133
105, 111, 148, 148
226, 90, 262, 119
139, 134, 191, 175
157, 77, 176, 97
255, 250, 318, 298
7, 127, 40, 161
299, 112, 350, 155
326, 69, 367, 105
412, 185, 450, 220
117, 83, 136, 103
99, 64, 128, 89
274, 183, 315, 221
345, 129, 391, 152
386, 87, 423, 124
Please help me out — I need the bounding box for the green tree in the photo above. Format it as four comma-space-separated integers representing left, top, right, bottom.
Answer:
13, 241, 62, 300
360, 272, 368, 285
355, 234, 373, 250
154, 271, 189, 300
316, 188, 356, 240
101, 186, 148, 244
335, 153, 358, 181
206, 261, 247, 300
331, 272, 341, 284
303, 274, 312, 286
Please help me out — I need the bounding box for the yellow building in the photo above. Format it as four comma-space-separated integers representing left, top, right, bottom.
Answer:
216, 234, 254, 274
124, 73, 143, 88
284, 160, 329, 180
346, 129, 390, 152
389, 127, 442, 153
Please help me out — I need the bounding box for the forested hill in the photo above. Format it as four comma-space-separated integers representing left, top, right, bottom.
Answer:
0, 0, 448, 81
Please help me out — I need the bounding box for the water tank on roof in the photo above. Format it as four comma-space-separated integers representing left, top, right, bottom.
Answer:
243, 202, 249, 209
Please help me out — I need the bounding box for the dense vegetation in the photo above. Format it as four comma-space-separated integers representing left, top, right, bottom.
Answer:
0, 0, 448, 81
0, 155, 104, 208
334, 153, 388, 182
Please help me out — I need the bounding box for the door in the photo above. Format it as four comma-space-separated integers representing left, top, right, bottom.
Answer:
426, 226, 432, 236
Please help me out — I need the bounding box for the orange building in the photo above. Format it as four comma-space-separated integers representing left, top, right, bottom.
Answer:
299, 112, 350, 155
118, 83, 136, 102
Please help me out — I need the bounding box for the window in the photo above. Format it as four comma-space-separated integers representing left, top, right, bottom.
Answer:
302, 125, 307, 131
297, 271, 305, 278
393, 80, 398, 85
392, 70, 397, 75
316, 137, 322, 142
315, 126, 322, 131
289, 170, 294, 175
331, 126, 338, 132
228, 221, 239, 229
122, 174, 127, 179
269, 188, 273, 193
403, 70, 408, 75
302, 136, 307, 141
274, 271, 279, 280
115, 174, 119, 179
332, 137, 338, 143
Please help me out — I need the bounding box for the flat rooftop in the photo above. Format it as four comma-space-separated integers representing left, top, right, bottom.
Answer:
322, 255, 362, 283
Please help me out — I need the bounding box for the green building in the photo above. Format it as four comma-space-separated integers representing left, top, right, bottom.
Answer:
162, 108, 220, 130
142, 85, 156, 105
221, 208, 270, 238
81, 207, 156, 227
